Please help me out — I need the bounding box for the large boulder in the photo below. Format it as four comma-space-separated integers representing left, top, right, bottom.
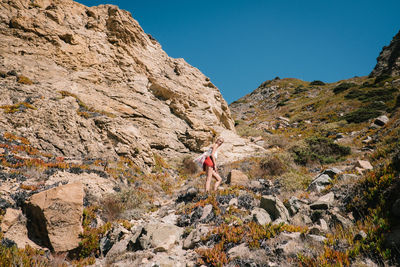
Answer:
227, 170, 249, 187
260, 195, 290, 222
24, 182, 84, 252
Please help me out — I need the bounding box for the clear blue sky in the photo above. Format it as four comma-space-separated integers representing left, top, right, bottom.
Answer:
77, 0, 400, 104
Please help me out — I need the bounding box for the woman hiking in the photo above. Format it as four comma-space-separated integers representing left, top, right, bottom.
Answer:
202, 137, 224, 192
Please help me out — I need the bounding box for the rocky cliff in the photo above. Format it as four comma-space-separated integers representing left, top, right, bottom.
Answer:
370, 30, 400, 77
0, 0, 236, 169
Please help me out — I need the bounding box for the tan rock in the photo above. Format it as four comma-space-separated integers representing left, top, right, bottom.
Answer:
25, 182, 84, 252
0, 0, 245, 171
45, 171, 117, 204
3, 211, 43, 250
227, 170, 249, 187
1, 208, 21, 233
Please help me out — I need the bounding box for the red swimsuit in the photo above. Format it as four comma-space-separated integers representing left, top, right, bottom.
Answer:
203, 156, 214, 171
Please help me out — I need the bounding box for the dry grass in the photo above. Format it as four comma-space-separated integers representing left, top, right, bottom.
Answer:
181, 156, 198, 175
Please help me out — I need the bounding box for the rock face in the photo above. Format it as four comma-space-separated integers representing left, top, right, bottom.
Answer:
24, 182, 84, 252
370, 30, 400, 77
0, 0, 236, 170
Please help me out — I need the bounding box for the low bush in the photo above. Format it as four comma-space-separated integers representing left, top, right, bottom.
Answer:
344, 106, 382, 123
291, 136, 351, 165
294, 85, 307, 94
310, 80, 325, 86
345, 88, 398, 103
374, 74, 392, 84
333, 82, 356, 94
181, 156, 198, 175
17, 76, 33, 85
260, 155, 287, 176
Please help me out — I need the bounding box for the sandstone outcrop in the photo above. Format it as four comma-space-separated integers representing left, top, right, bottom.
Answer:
24, 182, 84, 251
0, 0, 239, 170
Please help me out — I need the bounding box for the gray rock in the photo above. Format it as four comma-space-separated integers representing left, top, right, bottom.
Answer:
199, 204, 213, 222
307, 174, 332, 193
161, 212, 179, 225
229, 198, 238, 206
338, 173, 359, 181
330, 211, 353, 229
322, 168, 342, 179
183, 226, 209, 250
317, 192, 335, 205
251, 207, 272, 225
290, 212, 312, 226
374, 115, 389, 126
100, 225, 131, 256
249, 180, 262, 189
319, 219, 328, 231
260, 195, 290, 222
308, 226, 324, 236
227, 243, 251, 259
307, 234, 327, 243
287, 196, 302, 215
354, 230, 367, 242
139, 223, 183, 251
275, 239, 302, 257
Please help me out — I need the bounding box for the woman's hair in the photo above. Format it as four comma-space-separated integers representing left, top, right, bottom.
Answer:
215, 136, 224, 143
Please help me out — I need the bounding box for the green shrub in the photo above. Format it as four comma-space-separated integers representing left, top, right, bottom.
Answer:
294, 85, 307, 94
333, 82, 356, 94
345, 89, 364, 99
310, 80, 325, 86
345, 88, 398, 103
374, 74, 392, 84
344, 107, 382, 123
291, 136, 351, 165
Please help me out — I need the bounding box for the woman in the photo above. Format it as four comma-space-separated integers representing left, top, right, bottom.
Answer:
203, 137, 224, 192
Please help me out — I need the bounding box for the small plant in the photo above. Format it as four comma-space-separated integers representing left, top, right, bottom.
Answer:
204, 82, 216, 88
17, 75, 33, 85
0, 102, 36, 114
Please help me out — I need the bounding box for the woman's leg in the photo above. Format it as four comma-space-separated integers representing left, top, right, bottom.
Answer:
212, 170, 222, 191
205, 166, 213, 192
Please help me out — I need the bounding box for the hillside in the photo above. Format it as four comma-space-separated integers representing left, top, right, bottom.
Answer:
0, 0, 400, 266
